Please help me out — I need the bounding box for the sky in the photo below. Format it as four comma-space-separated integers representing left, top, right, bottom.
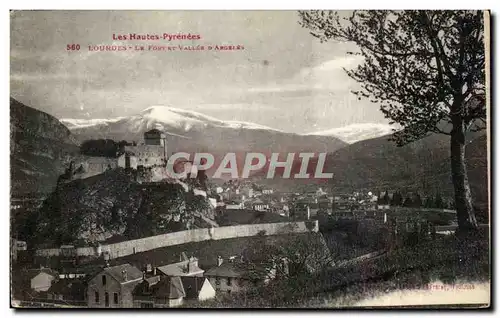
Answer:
10, 10, 390, 134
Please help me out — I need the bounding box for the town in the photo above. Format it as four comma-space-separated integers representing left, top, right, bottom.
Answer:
10, 131, 464, 308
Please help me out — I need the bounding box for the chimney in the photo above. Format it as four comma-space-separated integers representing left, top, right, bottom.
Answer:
187, 257, 198, 273
146, 263, 152, 273
122, 270, 127, 281
217, 255, 223, 267
153, 267, 157, 276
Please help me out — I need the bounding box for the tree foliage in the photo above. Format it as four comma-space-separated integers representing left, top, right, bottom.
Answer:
299, 10, 486, 231
80, 139, 133, 158
299, 10, 486, 145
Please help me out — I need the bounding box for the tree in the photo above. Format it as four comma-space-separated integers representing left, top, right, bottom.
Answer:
383, 190, 390, 205
391, 191, 404, 206
240, 228, 333, 282
299, 10, 485, 232
403, 196, 413, 207
412, 192, 423, 208
424, 196, 433, 208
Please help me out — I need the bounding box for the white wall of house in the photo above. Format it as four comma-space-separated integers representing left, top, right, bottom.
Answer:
31, 272, 56, 292
198, 279, 216, 301
169, 297, 184, 307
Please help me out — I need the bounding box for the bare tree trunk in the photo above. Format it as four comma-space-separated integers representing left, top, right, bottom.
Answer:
450, 115, 478, 232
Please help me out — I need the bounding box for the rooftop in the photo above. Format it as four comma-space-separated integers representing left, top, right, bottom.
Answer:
102, 263, 143, 284
151, 276, 185, 299
204, 262, 245, 278
156, 258, 204, 277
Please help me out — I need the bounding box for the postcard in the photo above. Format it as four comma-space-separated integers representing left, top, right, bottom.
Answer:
10, 10, 490, 309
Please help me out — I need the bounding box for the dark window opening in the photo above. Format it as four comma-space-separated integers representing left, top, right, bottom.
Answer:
105, 292, 109, 307
113, 293, 118, 304
102, 275, 106, 285
227, 278, 232, 286
94, 291, 99, 303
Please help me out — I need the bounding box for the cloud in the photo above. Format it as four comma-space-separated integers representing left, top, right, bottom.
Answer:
189, 103, 278, 111
10, 72, 88, 82
245, 55, 364, 94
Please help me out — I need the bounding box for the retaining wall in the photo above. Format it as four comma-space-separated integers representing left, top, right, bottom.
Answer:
35, 220, 319, 259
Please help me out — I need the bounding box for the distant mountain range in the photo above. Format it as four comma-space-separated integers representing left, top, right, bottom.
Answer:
12, 100, 488, 209
305, 123, 397, 144
61, 110, 396, 145
322, 132, 488, 206
61, 106, 347, 176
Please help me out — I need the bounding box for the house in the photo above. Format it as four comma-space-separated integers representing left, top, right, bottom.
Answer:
181, 276, 216, 302
251, 198, 270, 212
225, 200, 244, 210
156, 257, 204, 277
57, 268, 87, 280
131, 276, 162, 308
28, 268, 59, 292
86, 263, 143, 308
204, 256, 275, 295
46, 279, 87, 305
132, 276, 216, 308
16, 240, 27, 251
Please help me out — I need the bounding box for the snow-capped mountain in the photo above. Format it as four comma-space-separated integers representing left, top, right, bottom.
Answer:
61, 117, 126, 129
62, 106, 282, 133
305, 123, 397, 144
62, 106, 347, 169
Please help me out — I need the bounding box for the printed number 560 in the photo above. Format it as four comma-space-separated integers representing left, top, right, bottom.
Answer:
67, 44, 80, 51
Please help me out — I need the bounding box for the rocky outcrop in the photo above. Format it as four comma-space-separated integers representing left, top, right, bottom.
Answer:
10, 98, 80, 195
32, 169, 217, 246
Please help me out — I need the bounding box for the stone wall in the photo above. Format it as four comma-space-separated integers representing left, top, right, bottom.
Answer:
72, 157, 118, 180
35, 221, 319, 259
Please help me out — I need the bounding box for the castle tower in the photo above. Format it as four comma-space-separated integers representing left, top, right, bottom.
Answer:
144, 129, 166, 146
143, 129, 168, 162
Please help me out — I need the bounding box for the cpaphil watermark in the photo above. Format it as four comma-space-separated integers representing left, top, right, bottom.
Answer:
165, 152, 333, 180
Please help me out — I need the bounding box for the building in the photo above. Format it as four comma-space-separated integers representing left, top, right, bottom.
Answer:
148, 277, 186, 308
86, 263, 143, 308
16, 240, 28, 251
46, 279, 87, 305
156, 257, 204, 277
204, 260, 250, 295
204, 256, 276, 295
132, 276, 215, 308
251, 198, 270, 212
72, 157, 118, 179
70, 129, 168, 181
28, 268, 59, 292
225, 200, 244, 210
119, 129, 168, 169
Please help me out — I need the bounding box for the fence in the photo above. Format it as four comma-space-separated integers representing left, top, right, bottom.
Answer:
35, 220, 319, 259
